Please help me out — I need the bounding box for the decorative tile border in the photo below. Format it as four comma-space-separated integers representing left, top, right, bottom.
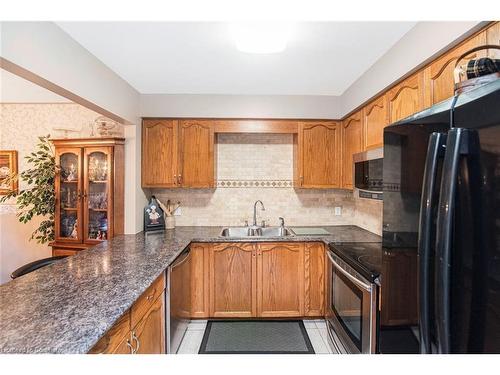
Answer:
216, 179, 294, 188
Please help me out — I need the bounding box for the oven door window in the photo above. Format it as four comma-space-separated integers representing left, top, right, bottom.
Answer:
331, 268, 364, 351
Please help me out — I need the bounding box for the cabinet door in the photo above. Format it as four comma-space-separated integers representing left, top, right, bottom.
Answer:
304, 243, 325, 317
191, 243, 210, 318
341, 112, 364, 189
298, 121, 340, 188
424, 33, 486, 106
257, 243, 304, 317
89, 312, 131, 354
486, 22, 500, 59
142, 119, 178, 187
133, 292, 165, 354
55, 147, 83, 243
387, 72, 424, 124
209, 243, 257, 317
363, 96, 388, 151
380, 250, 418, 326
83, 147, 113, 244
179, 120, 215, 187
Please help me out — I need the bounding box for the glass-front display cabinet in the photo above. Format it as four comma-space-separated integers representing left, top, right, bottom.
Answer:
51, 138, 124, 256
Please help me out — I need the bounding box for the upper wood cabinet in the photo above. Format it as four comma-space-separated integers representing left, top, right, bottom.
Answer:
142, 119, 178, 188
304, 242, 325, 317
209, 243, 257, 318
424, 33, 486, 106
341, 112, 364, 190
142, 119, 215, 188
257, 243, 305, 317
363, 95, 388, 151
178, 120, 215, 188
296, 121, 341, 188
387, 72, 425, 124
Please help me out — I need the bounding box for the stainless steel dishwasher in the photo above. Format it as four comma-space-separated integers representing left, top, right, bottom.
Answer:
166, 247, 192, 354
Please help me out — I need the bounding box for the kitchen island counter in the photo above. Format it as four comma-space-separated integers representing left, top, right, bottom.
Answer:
0, 225, 380, 353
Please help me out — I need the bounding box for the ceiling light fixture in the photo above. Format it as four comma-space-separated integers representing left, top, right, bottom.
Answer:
229, 22, 293, 54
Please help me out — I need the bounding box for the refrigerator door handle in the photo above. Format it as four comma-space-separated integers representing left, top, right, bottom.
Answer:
418, 132, 447, 354
435, 128, 477, 353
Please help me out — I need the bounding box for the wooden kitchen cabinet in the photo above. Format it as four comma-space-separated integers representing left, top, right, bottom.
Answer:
190, 243, 210, 318
424, 33, 486, 106
51, 138, 124, 255
178, 120, 215, 187
363, 95, 388, 151
142, 119, 215, 188
89, 272, 166, 354
257, 243, 305, 317
387, 72, 425, 124
380, 250, 418, 327
341, 112, 364, 190
304, 242, 325, 317
133, 292, 165, 354
142, 119, 178, 187
209, 243, 257, 317
295, 121, 341, 188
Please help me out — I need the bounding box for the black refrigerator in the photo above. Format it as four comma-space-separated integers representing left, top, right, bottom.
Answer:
382, 79, 500, 354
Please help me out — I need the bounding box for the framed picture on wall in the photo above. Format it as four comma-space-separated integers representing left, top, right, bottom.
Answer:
0, 150, 18, 195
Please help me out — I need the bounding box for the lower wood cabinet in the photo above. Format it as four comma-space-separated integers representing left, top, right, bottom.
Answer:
304, 242, 325, 317
257, 243, 305, 317
205, 242, 325, 319
209, 243, 257, 318
89, 273, 166, 354
190, 243, 210, 318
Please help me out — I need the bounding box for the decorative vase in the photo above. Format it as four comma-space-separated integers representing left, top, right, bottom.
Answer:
165, 216, 175, 229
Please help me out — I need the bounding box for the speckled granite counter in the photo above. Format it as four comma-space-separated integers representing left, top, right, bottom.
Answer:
0, 225, 380, 353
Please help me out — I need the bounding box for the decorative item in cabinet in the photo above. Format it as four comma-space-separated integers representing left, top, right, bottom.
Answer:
50, 138, 125, 256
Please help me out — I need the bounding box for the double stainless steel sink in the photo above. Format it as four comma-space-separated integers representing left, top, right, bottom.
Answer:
219, 226, 293, 238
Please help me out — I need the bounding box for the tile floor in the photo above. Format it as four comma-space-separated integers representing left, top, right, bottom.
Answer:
177, 319, 335, 354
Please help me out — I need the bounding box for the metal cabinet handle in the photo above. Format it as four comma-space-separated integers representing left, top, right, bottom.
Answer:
132, 331, 140, 353
178, 174, 182, 185
173, 175, 177, 185
126, 338, 135, 354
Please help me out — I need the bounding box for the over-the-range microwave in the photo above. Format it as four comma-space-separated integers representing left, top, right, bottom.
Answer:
353, 147, 383, 200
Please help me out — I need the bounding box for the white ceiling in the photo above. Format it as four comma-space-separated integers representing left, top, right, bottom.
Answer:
57, 22, 416, 96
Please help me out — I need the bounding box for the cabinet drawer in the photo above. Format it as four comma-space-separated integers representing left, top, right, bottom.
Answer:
131, 273, 165, 328
89, 311, 131, 354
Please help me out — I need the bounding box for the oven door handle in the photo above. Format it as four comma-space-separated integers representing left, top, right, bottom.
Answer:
326, 250, 373, 292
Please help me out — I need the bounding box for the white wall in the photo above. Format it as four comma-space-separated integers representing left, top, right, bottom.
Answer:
341, 21, 484, 116
1, 22, 146, 235
0, 22, 140, 123
140, 94, 343, 119
1, 69, 70, 103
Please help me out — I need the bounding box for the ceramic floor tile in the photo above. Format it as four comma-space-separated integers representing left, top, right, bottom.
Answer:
305, 328, 331, 354
317, 327, 334, 354
303, 320, 317, 329
187, 320, 208, 331
177, 329, 205, 354
315, 320, 327, 330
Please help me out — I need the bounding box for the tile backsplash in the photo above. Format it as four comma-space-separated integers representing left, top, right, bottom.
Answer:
149, 133, 383, 234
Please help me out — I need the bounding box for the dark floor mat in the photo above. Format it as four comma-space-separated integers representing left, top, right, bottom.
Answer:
199, 320, 315, 354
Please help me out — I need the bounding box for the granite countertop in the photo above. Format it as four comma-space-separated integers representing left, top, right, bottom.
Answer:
0, 225, 380, 354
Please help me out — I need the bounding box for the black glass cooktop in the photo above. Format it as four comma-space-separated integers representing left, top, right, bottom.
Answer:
328, 242, 383, 282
